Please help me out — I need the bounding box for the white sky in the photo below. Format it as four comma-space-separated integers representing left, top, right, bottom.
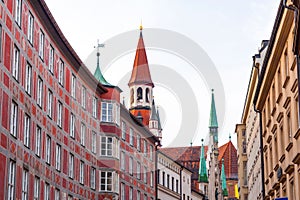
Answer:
45, 0, 279, 147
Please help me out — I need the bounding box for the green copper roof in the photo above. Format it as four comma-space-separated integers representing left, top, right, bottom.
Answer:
198, 140, 208, 183
94, 52, 112, 86
209, 89, 218, 128
157, 107, 162, 131
221, 159, 228, 196
150, 100, 158, 121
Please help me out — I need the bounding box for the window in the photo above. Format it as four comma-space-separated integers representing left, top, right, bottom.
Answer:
0, 25, 2, 61
24, 114, 30, 147
137, 162, 141, 179
137, 190, 141, 200
157, 170, 160, 184
8, 160, 16, 200
101, 102, 113, 122
46, 135, 51, 164
91, 167, 96, 189
137, 135, 141, 151
10, 101, 18, 137
12, 46, 20, 80
39, 30, 44, 59
22, 169, 28, 200
176, 179, 179, 193
144, 166, 147, 183
47, 90, 53, 118
15, 0, 22, 26
57, 101, 62, 128
129, 187, 133, 200
92, 131, 96, 154
100, 136, 120, 158
144, 194, 147, 200
35, 126, 41, 156
44, 183, 50, 200
27, 12, 34, 44
69, 154, 74, 178
162, 172, 165, 186
143, 140, 147, 155
100, 171, 112, 191
80, 123, 85, 146
70, 113, 75, 138
34, 177, 39, 200
167, 174, 170, 188
121, 151, 125, 171
55, 189, 60, 200
49, 46, 54, 73
130, 128, 134, 146
171, 177, 174, 190
68, 195, 73, 200
121, 183, 125, 200
55, 144, 61, 171
58, 59, 64, 85
150, 145, 153, 161
121, 121, 126, 140
150, 171, 154, 187
37, 77, 43, 107
129, 156, 133, 175
71, 74, 76, 98
80, 161, 84, 184
81, 86, 86, 108
92, 97, 97, 118
25, 63, 32, 95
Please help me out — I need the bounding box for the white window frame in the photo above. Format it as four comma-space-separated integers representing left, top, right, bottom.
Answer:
101, 136, 112, 156
81, 86, 86, 108
58, 59, 64, 86
22, 169, 28, 200
129, 187, 133, 200
150, 171, 153, 187
121, 182, 125, 200
14, 0, 22, 26
12, 46, 20, 80
137, 190, 141, 200
70, 113, 75, 138
27, 11, 34, 44
24, 114, 30, 147
80, 123, 85, 146
91, 167, 96, 189
121, 121, 126, 140
8, 160, 16, 200
80, 161, 84, 184
71, 74, 76, 98
46, 135, 51, 164
49, 46, 54, 73
92, 97, 97, 118
44, 183, 50, 200
57, 101, 62, 128
137, 161, 141, 180
39, 30, 44, 60
121, 151, 125, 171
34, 177, 39, 200
144, 140, 147, 156
137, 134, 141, 151
150, 145, 153, 161
100, 171, 113, 191
101, 102, 113, 122
37, 77, 43, 107
25, 63, 32, 95
10, 101, 18, 137
69, 154, 74, 178
144, 166, 147, 183
35, 126, 41, 156
129, 156, 133, 175
129, 128, 134, 146
55, 188, 60, 200
92, 131, 96, 154
55, 144, 61, 171
47, 90, 53, 118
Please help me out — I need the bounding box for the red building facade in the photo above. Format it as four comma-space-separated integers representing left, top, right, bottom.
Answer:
0, 0, 159, 199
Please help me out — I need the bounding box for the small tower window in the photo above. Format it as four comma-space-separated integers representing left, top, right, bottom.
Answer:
137, 87, 143, 101
146, 88, 150, 103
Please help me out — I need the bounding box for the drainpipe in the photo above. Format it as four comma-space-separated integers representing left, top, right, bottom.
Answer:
282, 0, 300, 124
252, 57, 266, 200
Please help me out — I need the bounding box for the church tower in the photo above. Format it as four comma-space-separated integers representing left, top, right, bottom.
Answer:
128, 25, 154, 126
207, 89, 222, 200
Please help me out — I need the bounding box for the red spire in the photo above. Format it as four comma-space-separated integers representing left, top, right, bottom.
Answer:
128, 27, 154, 87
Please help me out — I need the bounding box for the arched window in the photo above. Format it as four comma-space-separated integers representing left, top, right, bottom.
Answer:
146, 88, 150, 103
137, 87, 143, 100
130, 89, 134, 104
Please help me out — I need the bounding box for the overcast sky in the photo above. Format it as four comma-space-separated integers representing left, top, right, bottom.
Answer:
45, 0, 279, 147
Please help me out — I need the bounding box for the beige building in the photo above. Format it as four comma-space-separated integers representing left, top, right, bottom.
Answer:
236, 40, 268, 200
252, 0, 300, 199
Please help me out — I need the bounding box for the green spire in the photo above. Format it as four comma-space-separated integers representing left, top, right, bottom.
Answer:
93, 42, 112, 86
157, 107, 162, 131
221, 159, 228, 197
209, 89, 218, 128
198, 139, 208, 183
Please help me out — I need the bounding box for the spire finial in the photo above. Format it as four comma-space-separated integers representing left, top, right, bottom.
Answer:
190, 141, 193, 147
201, 138, 204, 144
211, 88, 214, 93
139, 20, 143, 30
229, 133, 231, 141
